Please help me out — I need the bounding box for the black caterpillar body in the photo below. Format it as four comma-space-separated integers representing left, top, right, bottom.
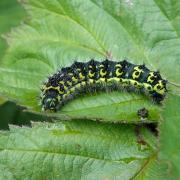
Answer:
41, 59, 167, 112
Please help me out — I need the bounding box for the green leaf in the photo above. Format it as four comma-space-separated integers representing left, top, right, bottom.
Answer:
160, 94, 180, 178
58, 92, 161, 123
0, 0, 25, 60
0, 0, 25, 104
0, 0, 179, 121
0, 120, 167, 179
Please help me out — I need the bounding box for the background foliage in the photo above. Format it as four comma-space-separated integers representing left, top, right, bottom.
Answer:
0, 0, 179, 179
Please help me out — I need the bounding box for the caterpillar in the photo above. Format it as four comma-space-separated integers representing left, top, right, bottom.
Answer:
41, 59, 167, 112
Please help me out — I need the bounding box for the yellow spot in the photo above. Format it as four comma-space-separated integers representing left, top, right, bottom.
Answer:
132, 66, 144, 79
59, 81, 68, 90
72, 76, 78, 83
63, 91, 71, 98
70, 87, 76, 93
46, 98, 51, 102
63, 93, 68, 99
147, 72, 156, 83
41, 85, 46, 90
43, 86, 64, 95
153, 80, 166, 95
79, 72, 85, 80
87, 79, 94, 84
75, 84, 81, 89
81, 81, 86, 86
88, 70, 95, 78
107, 78, 112, 82
100, 69, 107, 77
107, 77, 120, 83
57, 96, 61, 101
134, 66, 141, 71
68, 73, 73, 76
121, 79, 129, 85
115, 68, 123, 77
67, 81, 72, 86
143, 83, 153, 91
129, 80, 142, 88
115, 64, 122, 68
96, 78, 106, 83
59, 81, 64, 85
114, 77, 120, 82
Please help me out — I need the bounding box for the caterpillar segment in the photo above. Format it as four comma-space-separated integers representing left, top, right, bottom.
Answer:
41, 59, 167, 112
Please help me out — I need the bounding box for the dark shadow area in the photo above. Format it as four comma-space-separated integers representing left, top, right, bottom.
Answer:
0, 101, 51, 130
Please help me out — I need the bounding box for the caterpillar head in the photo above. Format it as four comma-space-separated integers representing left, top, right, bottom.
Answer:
42, 89, 59, 112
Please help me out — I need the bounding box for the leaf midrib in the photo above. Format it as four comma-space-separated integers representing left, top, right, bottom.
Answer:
26, 3, 107, 56
0, 148, 141, 163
